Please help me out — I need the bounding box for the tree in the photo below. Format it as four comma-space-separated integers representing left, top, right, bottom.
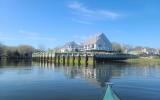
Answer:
0, 43, 6, 58
17, 45, 34, 58
0, 43, 3, 59
0, 43, 35, 59
112, 42, 124, 53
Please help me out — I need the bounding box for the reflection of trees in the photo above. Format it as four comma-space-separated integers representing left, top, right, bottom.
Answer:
0, 59, 32, 67
0, 60, 32, 75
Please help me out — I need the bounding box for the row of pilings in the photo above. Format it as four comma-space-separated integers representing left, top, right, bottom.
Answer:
32, 52, 96, 66
32, 52, 136, 66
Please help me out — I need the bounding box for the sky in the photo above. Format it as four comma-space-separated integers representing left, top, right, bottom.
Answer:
0, 0, 160, 49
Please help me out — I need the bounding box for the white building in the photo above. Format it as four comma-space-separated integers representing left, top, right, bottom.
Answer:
147, 48, 159, 55
60, 41, 80, 52
83, 33, 112, 51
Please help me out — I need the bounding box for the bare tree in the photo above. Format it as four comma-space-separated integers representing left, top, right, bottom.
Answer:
112, 42, 124, 53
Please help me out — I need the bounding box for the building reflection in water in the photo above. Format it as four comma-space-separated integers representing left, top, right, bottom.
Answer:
32, 61, 160, 87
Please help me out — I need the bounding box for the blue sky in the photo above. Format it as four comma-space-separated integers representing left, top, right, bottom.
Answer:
0, 0, 160, 48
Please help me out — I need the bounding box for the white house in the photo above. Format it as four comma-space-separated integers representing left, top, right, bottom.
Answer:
83, 33, 112, 51
60, 41, 80, 52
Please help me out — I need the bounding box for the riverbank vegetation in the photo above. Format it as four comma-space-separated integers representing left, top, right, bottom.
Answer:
0, 43, 35, 59
127, 57, 160, 65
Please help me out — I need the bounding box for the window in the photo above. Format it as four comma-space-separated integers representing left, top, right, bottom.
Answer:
92, 44, 94, 48
98, 44, 101, 48
85, 45, 87, 48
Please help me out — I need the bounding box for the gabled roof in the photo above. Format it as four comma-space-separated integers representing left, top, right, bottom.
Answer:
84, 33, 111, 45
62, 41, 79, 48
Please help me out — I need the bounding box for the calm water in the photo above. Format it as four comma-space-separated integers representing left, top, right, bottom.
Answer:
0, 60, 160, 100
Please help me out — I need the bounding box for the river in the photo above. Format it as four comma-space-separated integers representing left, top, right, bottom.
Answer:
0, 60, 160, 100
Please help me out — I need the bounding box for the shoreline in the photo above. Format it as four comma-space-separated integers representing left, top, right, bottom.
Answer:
126, 57, 160, 65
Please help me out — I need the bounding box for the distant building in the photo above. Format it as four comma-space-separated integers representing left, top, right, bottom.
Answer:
147, 48, 159, 55
60, 41, 80, 52
128, 47, 160, 56
83, 33, 112, 51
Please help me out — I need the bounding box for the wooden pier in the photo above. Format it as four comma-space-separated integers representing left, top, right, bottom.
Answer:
32, 51, 136, 66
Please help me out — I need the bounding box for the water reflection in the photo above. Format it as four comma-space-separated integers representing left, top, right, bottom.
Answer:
1, 60, 160, 100
1, 60, 160, 85
0, 59, 32, 67
33, 61, 160, 87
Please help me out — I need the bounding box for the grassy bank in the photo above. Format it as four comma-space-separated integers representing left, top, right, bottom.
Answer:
127, 57, 160, 65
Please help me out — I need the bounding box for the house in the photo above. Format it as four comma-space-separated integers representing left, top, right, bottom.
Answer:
128, 47, 160, 56
146, 48, 159, 55
83, 33, 112, 51
60, 41, 80, 52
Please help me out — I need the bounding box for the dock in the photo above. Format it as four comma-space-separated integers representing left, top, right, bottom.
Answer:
32, 51, 136, 66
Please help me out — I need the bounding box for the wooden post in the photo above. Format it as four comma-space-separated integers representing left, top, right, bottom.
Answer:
62, 55, 65, 65
54, 53, 57, 64
40, 53, 42, 61
42, 53, 44, 63
85, 53, 88, 67
36, 53, 38, 61
72, 54, 75, 66
41, 52, 43, 61
67, 54, 70, 65
44, 52, 46, 62
43, 52, 45, 61
57, 54, 60, 65
78, 53, 81, 66
47, 53, 49, 62
60, 54, 62, 64
38, 53, 40, 61
93, 53, 96, 67
50, 53, 52, 62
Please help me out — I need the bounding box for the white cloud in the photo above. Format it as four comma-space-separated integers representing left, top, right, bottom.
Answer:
68, 1, 93, 14
0, 32, 16, 40
18, 30, 55, 41
98, 10, 120, 19
68, 1, 121, 23
71, 18, 92, 25
73, 34, 87, 40
0, 30, 56, 46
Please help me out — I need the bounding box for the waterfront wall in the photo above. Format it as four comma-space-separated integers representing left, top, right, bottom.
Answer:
32, 52, 96, 66
32, 52, 136, 66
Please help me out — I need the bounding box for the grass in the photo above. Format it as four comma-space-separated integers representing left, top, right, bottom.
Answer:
127, 57, 160, 65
